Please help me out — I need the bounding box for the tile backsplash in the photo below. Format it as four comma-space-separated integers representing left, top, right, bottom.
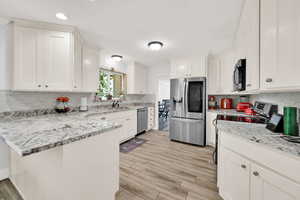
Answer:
0, 91, 155, 113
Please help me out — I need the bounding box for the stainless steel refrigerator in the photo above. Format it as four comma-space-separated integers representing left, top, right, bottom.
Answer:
169, 77, 206, 146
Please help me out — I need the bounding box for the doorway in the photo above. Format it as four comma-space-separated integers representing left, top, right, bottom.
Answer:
158, 79, 170, 131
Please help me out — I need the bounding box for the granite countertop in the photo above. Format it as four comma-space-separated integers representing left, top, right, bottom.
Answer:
208, 109, 250, 117
0, 106, 146, 157
217, 121, 300, 158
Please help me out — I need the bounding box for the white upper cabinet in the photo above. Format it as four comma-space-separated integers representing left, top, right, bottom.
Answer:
41, 31, 72, 91
82, 47, 99, 92
127, 62, 148, 94
13, 23, 73, 92
73, 31, 83, 91
11, 20, 100, 93
207, 51, 235, 95
170, 57, 207, 79
14, 26, 41, 90
207, 55, 221, 94
235, 0, 260, 91
261, 0, 300, 90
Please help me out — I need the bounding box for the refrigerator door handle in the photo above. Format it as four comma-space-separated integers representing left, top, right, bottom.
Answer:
183, 79, 188, 115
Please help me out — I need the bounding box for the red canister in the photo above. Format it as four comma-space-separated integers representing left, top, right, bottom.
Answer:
220, 98, 233, 109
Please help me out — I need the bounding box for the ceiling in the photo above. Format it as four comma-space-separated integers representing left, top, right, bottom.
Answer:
0, 0, 244, 66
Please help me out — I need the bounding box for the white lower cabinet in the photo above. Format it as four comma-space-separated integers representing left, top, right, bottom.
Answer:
219, 133, 300, 200
206, 112, 217, 146
220, 148, 250, 200
103, 110, 137, 143
147, 107, 155, 130
251, 164, 300, 200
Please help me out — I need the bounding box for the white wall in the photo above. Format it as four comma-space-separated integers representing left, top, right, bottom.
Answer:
147, 61, 171, 129
158, 80, 170, 101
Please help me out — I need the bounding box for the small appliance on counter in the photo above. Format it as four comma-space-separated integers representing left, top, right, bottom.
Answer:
236, 102, 252, 112
80, 97, 89, 112
208, 96, 217, 109
220, 98, 233, 109
55, 96, 70, 113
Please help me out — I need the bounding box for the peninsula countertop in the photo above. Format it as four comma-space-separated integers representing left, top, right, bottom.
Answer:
0, 107, 140, 157
217, 120, 300, 158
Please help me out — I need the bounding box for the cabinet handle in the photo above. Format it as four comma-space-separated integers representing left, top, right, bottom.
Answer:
241, 164, 247, 169
101, 117, 106, 120
265, 78, 273, 83
126, 118, 130, 121
45, 85, 49, 88
74, 86, 77, 88
253, 171, 259, 176
246, 84, 252, 87
38, 85, 41, 88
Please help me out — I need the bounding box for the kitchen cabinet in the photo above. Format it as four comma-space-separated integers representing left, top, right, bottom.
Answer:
82, 47, 99, 92
11, 20, 100, 93
206, 112, 217, 146
219, 147, 250, 200
207, 56, 221, 94
170, 57, 207, 78
14, 26, 41, 90
235, 0, 260, 91
261, 0, 300, 91
147, 106, 155, 130
102, 110, 137, 143
13, 24, 73, 91
127, 62, 148, 94
218, 132, 300, 200
251, 163, 300, 200
73, 31, 83, 91
207, 51, 235, 95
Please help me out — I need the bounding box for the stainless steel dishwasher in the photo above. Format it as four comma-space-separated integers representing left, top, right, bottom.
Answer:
137, 107, 148, 134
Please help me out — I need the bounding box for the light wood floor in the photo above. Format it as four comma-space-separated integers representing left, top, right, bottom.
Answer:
117, 131, 222, 200
0, 130, 222, 200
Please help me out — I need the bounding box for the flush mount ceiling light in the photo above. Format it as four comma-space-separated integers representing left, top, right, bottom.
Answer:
56, 12, 68, 20
148, 41, 164, 51
111, 55, 123, 62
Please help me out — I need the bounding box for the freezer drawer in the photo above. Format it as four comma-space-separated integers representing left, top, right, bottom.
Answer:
169, 117, 205, 146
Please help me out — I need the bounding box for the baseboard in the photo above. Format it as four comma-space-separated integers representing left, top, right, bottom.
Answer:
0, 168, 9, 181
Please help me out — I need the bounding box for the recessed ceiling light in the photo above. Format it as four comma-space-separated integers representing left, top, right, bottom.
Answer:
111, 55, 123, 62
56, 13, 68, 20
148, 41, 164, 51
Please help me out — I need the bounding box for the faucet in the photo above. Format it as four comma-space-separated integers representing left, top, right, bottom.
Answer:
112, 100, 120, 108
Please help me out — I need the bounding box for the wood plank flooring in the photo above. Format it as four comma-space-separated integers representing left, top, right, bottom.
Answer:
0, 130, 222, 200
117, 131, 222, 200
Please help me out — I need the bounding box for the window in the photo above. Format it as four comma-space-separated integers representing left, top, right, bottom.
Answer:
97, 69, 125, 100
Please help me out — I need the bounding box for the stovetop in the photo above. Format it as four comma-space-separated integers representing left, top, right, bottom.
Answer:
217, 115, 267, 124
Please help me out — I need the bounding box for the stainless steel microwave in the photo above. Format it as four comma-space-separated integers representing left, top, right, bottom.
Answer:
233, 59, 246, 91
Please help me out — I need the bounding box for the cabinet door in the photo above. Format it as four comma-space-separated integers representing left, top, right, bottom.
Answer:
219, 50, 235, 94
190, 57, 207, 77
261, 0, 300, 90
220, 148, 250, 200
73, 32, 83, 91
244, 0, 260, 91
206, 112, 217, 146
251, 164, 300, 200
207, 57, 221, 94
134, 65, 147, 94
42, 31, 72, 91
14, 26, 41, 90
82, 47, 99, 92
